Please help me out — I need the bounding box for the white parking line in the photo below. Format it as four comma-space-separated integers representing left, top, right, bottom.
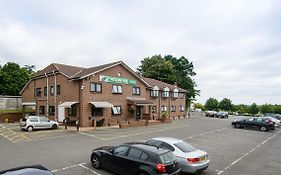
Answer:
51, 162, 87, 172
217, 129, 281, 174
79, 164, 102, 175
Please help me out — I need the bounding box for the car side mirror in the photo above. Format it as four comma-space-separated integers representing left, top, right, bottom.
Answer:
48, 120, 50, 122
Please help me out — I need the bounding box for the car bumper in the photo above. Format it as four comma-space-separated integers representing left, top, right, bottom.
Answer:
179, 159, 210, 173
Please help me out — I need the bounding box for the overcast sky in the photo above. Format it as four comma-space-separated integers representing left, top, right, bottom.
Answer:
0, 0, 280, 105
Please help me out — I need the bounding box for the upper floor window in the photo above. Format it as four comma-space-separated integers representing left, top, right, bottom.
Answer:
90, 83, 102, 92
132, 87, 140, 95
112, 85, 122, 94
179, 105, 185, 112
57, 85, 61, 95
172, 89, 179, 99
150, 86, 159, 97
35, 88, 41, 97
44, 87, 47, 96
50, 86, 54, 96
49, 106, 55, 115
171, 105, 176, 112
112, 106, 121, 115
162, 87, 170, 98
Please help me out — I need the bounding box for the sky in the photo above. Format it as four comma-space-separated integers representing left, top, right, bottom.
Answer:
0, 0, 280, 105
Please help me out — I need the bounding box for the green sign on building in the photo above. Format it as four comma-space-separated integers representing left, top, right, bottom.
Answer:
100, 75, 136, 85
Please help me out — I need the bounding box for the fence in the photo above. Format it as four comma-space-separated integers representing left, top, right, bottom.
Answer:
0, 96, 22, 110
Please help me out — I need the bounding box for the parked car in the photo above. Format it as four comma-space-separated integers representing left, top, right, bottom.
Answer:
217, 111, 228, 118
205, 111, 217, 117
145, 137, 209, 173
232, 117, 275, 131
90, 142, 180, 175
271, 114, 281, 121
263, 116, 280, 128
0, 165, 54, 175
20, 116, 58, 132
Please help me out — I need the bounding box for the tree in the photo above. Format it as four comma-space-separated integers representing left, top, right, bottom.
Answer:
249, 103, 259, 115
0, 62, 31, 95
194, 103, 204, 110
219, 98, 233, 111
205, 98, 219, 111
137, 55, 200, 104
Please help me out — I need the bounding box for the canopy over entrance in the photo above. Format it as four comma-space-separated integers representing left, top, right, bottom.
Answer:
90, 101, 113, 108
59, 102, 78, 108
22, 102, 36, 106
128, 99, 153, 106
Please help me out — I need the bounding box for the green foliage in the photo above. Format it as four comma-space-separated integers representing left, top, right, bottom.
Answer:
194, 103, 204, 110
0, 62, 32, 95
205, 97, 219, 111
137, 55, 200, 103
219, 98, 233, 111
249, 103, 259, 114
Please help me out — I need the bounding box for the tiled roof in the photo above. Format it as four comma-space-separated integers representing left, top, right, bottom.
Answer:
142, 77, 186, 92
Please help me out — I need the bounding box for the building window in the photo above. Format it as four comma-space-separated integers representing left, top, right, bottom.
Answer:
112, 106, 121, 115
172, 89, 179, 99
57, 85, 61, 95
162, 87, 169, 98
90, 83, 102, 92
35, 88, 41, 97
39, 106, 45, 114
68, 105, 77, 116
50, 86, 54, 95
152, 106, 157, 113
161, 106, 167, 112
179, 93, 185, 99
112, 85, 122, 94
92, 107, 104, 116
49, 106, 55, 115
179, 106, 185, 112
171, 105, 176, 112
150, 86, 159, 97
44, 87, 47, 96
132, 87, 140, 95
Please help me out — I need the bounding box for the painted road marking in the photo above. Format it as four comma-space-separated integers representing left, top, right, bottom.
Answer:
51, 162, 87, 173
217, 129, 281, 174
79, 164, 102, 175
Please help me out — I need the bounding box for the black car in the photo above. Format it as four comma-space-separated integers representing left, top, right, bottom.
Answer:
217, 112, 228, 118
0, 165, 54, 175
232, 117, 275, 131
90, 143, 180, 175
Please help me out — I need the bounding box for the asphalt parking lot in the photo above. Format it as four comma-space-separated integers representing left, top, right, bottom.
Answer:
0, 115, 281, 175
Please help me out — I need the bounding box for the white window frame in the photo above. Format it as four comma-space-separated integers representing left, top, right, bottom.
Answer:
133, 87, 140, 95
161, 106, 167, 112
112, 106, 121, 115
112, 85, 122, 94
91, 83, 102, 92
172, 89, 179, 99
171, 105, 176, 112
162, 87, 170, 98
179, 105, 185, 112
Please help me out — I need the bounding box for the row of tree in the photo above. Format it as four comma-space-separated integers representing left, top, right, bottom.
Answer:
0, 62, 35, 96
194, 97, 281, 115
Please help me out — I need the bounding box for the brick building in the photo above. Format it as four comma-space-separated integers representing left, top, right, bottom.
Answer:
20, 61, 186, 127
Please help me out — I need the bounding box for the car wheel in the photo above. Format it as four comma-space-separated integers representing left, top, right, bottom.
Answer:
27, 126, 33, 132
52, 124, 58, 129
138, 171, 149, 175
260, 126, 268, 132
235, 123, 241, 128
91, 154, 101, 169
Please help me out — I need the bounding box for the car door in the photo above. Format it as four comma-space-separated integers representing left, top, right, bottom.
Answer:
29, 117, 40, 129
125, 147, 145, 175
108, 146, 130, 174
39, 117, 51, 129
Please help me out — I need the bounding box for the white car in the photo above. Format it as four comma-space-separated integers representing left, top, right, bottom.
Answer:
146, 137, 209, 173
20, 116, 59, 132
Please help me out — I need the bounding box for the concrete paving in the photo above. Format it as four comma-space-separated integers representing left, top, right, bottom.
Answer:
0, 115, 280, 175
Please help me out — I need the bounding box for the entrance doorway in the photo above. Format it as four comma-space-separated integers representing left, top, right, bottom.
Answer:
136, 106, 141, 120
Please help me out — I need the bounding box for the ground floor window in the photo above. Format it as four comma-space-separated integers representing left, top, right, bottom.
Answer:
152, 106, 157, 113
92, 107, 104, 116
49, 106, 55, 115
39, 106, 45, 114
171, 105, 176, 112
161, 106, 167, 112
112, 106, 121, 115
69, 105, 77, 116
179, 105, 185, 112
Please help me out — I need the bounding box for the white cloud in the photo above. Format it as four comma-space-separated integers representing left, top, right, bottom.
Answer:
0, 0, 280, 104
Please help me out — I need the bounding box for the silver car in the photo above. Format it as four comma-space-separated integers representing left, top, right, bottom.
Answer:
146, 137, 209, 173
20, 116, 58, 132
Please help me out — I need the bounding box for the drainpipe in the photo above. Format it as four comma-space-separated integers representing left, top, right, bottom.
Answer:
53, 70, 57, 121
45, 72, 48, 118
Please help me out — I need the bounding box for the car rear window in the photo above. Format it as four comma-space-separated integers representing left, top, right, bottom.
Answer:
174, 141, 196, 153
159, 151, 175, 164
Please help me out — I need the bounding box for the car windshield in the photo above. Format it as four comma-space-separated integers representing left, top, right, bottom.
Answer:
174, 141, 196, 153
159, 151, 175, 164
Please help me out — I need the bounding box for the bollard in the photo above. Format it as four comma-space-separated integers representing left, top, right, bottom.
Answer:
5, 118, 8, 123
